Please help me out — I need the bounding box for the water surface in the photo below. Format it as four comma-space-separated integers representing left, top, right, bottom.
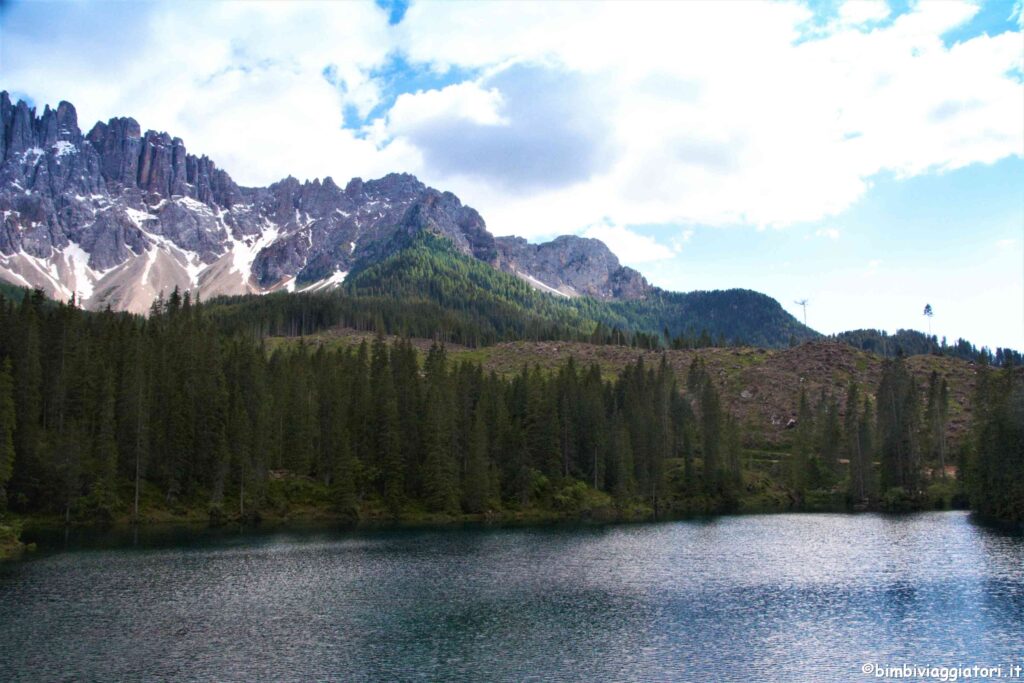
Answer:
2, 512, 1022, 681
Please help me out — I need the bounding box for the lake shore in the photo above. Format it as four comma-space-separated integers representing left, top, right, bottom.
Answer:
0, 520, 27, 560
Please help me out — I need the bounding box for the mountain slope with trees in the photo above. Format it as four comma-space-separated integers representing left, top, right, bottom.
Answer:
203, 233, 818, 349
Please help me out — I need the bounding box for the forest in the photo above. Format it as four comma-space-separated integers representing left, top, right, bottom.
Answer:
0, 285, 1021, 534
204, 233, 817, 350
197, 234, 1017, 366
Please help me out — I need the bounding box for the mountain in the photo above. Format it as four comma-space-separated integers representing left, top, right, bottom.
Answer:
495, 235, 649, 300
0, 92, 645, 310
0, 92, 812, 346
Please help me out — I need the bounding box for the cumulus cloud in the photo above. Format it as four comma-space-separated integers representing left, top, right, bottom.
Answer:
816, 228, 841, 240
385, 0, 1021, 238
582, 221, 677, 265
1, 0, 1020, 243
0, 1, 404, 184
837, 0, 892, 26
382, 65, 616, 192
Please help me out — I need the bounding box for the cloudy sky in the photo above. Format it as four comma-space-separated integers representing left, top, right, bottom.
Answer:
2, 0, 1022, 349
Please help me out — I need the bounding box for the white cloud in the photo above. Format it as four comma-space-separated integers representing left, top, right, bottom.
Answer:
0, 1, 407, 185
387, 81, 508, 130
0, 0, 1020, 240
380, 0, 1021, 237
582, 221, 676, 265
380, 65, 616, 192
670, 229, 696, 252
816, 228, 842, 240
838, 0, 892, 26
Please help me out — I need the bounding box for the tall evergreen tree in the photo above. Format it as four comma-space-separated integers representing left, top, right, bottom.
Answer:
700, 379, 722, 494
844, 382, 868, 501
0, 359, 15, 510
966, 363, 1024, 521
876, 354, 921, 496
463, 407, 491, 514
370, 335, 403, 515
422, 344, 459, 513
790, 389, 814, 493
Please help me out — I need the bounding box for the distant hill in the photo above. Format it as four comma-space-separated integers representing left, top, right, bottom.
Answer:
202, 233, 818, 348
833, 328, 1021, 366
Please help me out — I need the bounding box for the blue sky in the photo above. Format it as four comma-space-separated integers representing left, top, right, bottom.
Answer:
1, 0, 1021, 349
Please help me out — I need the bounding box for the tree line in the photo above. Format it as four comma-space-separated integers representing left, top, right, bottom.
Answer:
0, 288, 748, 522
833, 328, 1021, 367
783, 351, 1022, 520
1, 286, 1020, 524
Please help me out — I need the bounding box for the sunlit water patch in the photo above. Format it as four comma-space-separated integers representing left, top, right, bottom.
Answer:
1, 512, 1022, 682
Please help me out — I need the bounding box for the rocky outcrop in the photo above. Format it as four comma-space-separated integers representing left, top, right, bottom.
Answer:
0, 92, 647, 312
495, 235, 649, 300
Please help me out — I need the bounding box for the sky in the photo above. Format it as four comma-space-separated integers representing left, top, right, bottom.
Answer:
1, 0, 1022, 349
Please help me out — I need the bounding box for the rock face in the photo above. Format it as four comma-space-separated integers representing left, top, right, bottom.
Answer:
495, 235, 649, 300
0, 92, 644, 312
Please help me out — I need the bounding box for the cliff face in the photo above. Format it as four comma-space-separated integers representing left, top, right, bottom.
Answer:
495, 235, 650, 300
4, 92, 641, 312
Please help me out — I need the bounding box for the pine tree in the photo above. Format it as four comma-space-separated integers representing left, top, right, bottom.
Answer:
857, 396, 875, 498
390, 339, 422, 499
817, 390, 842, 474
370, 335, 403, 516
610, 414, 634, 501
723, 413, 743, 492
90, 375, 120, 514
0, 359, 15, 510
790, 388, 814, 493
844, 382, 868, 501
966, 362, 1024, 521
578, 364, 607, 490
670, 391, 695, 491
422, 344, 459, 513
876, 354, 921, 496
923, 371, 950, 477
462, 407, 491, 513
10, 297, 43, 509
700, 378, 722, 494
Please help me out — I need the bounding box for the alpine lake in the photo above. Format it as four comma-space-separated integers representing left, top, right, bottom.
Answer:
2, 511, 1023, 682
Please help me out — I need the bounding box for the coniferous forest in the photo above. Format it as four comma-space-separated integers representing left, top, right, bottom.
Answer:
0, 285, 1021, 535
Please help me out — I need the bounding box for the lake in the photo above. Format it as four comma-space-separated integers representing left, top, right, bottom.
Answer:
2, 511, 1022, 682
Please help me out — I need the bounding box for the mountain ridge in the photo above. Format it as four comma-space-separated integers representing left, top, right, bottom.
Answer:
0, 92, 653, 312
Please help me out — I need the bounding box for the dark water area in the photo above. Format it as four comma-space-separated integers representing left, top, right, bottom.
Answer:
2, 511, 1023, 682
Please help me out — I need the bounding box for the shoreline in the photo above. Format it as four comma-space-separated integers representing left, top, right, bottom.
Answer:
6, 500, 993, 559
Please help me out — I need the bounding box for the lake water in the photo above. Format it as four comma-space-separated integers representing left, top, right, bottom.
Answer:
2, 511, 1023, 682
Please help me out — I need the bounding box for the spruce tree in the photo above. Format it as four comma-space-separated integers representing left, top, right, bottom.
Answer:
700, 379, 722, 494
463, 407, 491, 513
422, 344, 459, 513
876, 354, 921, 496
790, 388, 814, 493
844, 382, 869, 501
0, 359, 15, 510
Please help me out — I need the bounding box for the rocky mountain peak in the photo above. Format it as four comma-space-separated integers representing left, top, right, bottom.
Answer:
0, 91, 653, 311
495, 234, 650, 300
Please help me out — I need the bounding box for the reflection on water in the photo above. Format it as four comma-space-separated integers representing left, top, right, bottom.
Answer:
1, 512, 1022, 682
